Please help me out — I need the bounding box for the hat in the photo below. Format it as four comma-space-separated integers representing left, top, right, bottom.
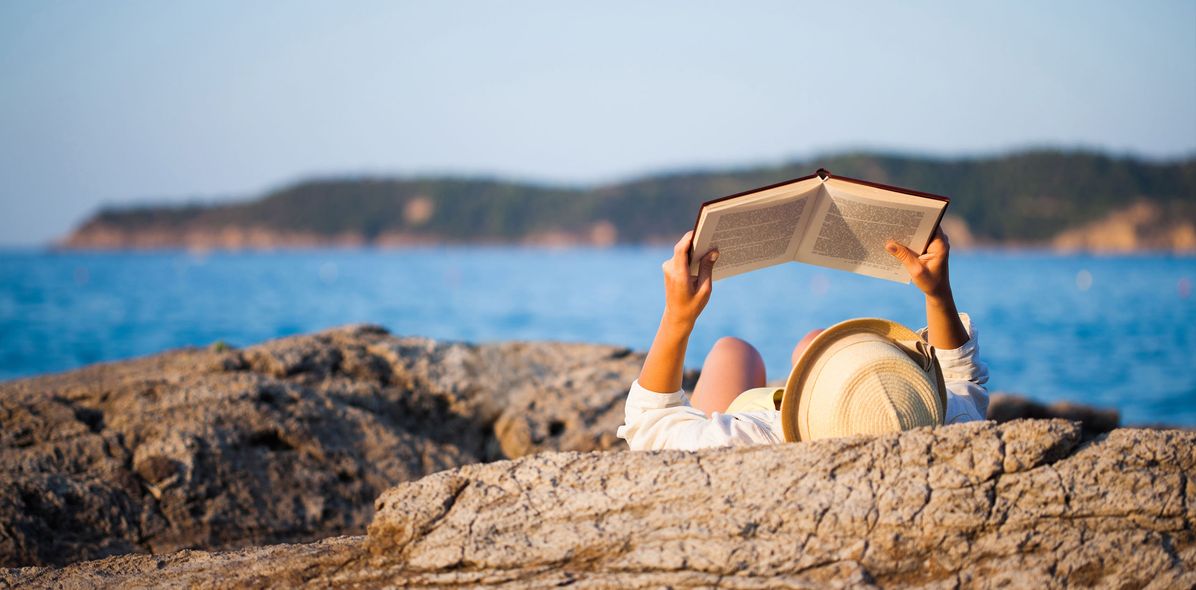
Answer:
780, 318, 947, 442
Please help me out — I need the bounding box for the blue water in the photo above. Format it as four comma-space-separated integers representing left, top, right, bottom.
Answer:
1, 248, 1194, 426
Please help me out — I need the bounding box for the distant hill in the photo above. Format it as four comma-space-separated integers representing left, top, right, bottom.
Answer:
60, 150, 1196, 251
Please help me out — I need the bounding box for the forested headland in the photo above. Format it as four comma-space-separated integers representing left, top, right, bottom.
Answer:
61, 150, 1196, 251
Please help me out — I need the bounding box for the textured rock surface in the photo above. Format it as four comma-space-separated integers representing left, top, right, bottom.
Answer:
6, 420, 1193, 588
1, 536, 368, 589
0, 325, 690, 568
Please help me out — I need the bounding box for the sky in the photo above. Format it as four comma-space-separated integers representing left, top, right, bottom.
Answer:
1, 1, 1194, 246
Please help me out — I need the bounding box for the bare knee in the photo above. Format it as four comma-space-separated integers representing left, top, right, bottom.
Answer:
707, 336, 765, 381
711, 336, 757, 356
693, 336, 767, 415
709, 336, 761, 364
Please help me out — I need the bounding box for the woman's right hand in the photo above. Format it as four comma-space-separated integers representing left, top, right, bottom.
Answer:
886, 228, 953, 301
661, 231, 718, 329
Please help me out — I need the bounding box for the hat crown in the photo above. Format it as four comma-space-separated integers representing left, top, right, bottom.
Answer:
799, 332, 941, 440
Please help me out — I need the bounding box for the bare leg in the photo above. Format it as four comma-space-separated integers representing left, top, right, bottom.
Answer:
691, 337, 766, 416
790, 329, 825, 367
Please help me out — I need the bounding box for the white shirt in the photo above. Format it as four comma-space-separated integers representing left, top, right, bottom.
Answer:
616, 314, 989, 451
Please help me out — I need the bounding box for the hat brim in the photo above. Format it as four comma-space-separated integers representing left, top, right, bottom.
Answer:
780, 318, 946, 442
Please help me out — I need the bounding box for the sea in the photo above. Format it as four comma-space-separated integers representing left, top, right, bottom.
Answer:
1, 248, 1194, 426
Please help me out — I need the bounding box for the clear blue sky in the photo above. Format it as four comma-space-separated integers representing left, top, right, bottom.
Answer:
1, 1, 1193, 246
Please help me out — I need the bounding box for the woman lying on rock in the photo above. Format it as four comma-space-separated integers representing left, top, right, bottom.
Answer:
617, 229, 988, 450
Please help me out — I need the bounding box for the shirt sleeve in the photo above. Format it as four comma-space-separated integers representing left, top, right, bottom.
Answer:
917, 312, 990, 424
616, 380, 784, 451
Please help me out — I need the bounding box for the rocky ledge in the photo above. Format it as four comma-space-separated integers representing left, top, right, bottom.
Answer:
1, 326, 1192, 587
0, 325, 686, 568
5, 420, 1194, 588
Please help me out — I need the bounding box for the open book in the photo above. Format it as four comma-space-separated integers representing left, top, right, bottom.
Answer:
688, 169, 949, 283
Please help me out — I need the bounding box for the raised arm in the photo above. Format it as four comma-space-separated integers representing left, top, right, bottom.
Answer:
886, 228, 990, 423
638, 231, 719, 393
618, 232, 784, 449
886, 228, 968, 350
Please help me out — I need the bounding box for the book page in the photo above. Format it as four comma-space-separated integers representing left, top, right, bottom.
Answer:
795, 184, 944, 283
690, 185, 819, 281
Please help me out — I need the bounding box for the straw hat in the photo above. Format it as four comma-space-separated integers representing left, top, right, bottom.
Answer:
780, 318, 947, 442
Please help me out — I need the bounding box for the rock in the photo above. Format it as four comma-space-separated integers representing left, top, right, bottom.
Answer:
987, 392, 1120, 438
1, 536, 370, 590
6, 420, 1194, 588
0, 326, 689, 568
1051, 201, 1196, 253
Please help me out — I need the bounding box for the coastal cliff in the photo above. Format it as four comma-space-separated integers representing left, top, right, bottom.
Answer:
58, 151, 1196, 252
1052, 201, 1196, 252
1, 326, 1191, 587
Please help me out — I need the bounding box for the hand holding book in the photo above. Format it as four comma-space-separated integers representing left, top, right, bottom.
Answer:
885, 228, 970, 349
885, 228, 952, 300
662, 231, 718, 330
636, 231, 718, 394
